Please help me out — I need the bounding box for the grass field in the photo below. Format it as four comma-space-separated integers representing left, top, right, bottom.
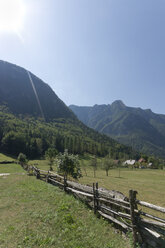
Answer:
0, 163, 131, 248
30, 159, 165, 208
0, 153, 15, 162
79, 168, 165, 207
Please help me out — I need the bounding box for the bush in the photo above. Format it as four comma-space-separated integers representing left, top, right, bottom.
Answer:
17, 153, 27, 166
57, 149, 82, 179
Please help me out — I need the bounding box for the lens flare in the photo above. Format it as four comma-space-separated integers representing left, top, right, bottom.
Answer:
0, 0, 26, 33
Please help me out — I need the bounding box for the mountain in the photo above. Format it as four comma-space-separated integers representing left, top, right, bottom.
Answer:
0, 61, 137, 159
69, 101, 165, 157
0, 60, 75, 121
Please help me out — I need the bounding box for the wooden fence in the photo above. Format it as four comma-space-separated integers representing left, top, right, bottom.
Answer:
22, 164, 165, 248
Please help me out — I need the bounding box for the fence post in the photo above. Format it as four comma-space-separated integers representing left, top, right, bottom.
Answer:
129, 190, 138, 248
64, 175, 67, 192
96, 182, 99, 211
36, 169, 40, 179
27, 165, 30, 174
93, 183, 97, 214
46, 171, 49, 183
32, 166, 35, 176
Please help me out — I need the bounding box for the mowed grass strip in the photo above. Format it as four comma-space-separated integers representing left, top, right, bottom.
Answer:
0, 164, 130, 248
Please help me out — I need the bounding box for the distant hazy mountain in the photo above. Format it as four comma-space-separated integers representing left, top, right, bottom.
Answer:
0, 60, 75, 121
70, 101, 165, 157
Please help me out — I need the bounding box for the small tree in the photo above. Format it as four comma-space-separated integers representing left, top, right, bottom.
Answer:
17, 153, 27, 167
57, 150, 82, 180
81, 160, 88, 176
102, 157, 114, 176
117, 160, 122, 178
90, 156, 97, 178
45, 148, 58, 171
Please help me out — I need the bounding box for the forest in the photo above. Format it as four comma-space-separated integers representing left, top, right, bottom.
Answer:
0, 107, 139, 160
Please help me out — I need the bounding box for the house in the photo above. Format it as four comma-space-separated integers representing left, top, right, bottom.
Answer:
113, 160, 120, 165
147, 163, 153, 168
138, 158, 146, 163
123, 160, 136, 166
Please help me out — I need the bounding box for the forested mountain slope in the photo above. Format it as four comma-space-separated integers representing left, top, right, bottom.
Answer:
0, 60, 75, 121
70, 101, 165, 157
0, 61, 137, 159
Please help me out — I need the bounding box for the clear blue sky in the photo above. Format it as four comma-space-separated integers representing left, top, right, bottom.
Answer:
0, 0, 165, 114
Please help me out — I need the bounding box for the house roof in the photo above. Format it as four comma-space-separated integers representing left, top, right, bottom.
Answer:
124, 160, 136, 165
138, 158, 146, 163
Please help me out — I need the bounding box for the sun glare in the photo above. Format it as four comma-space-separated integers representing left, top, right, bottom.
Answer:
0, 0, 26, 33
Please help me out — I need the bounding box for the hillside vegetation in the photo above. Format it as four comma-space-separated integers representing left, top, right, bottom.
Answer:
70, 101, 165, 157
0, 109, 138, 159
0, 61, 139, 160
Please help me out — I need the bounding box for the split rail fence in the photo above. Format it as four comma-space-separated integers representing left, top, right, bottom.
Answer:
22, 164, 165, 248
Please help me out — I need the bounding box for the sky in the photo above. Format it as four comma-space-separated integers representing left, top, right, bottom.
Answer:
0, 0, 165, 114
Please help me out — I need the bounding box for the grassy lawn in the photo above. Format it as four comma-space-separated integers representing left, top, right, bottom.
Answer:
31, 159, 165, 208
0, 163, 24, 174
0, 153, 15, 162
79, 168, 165, 207
0, 153, 23, 173
0, 163, 130, 248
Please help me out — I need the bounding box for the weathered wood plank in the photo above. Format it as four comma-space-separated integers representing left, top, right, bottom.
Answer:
66, 181, 129, 204
39, 169, 48, 173
139, 223, 165, 236
48, 178, 64, 187
118, 211, 131, 220
67, 181, 93, 194
143, 227, 161, 239
98, 211, 130, 231
140, 218, 165, 229
98, 188, 128, 201
140, 226, 165, 248
136, 200, 165, 213
100, 205, 131, 220
140, 211, 165, 224
99, 197, 131, 211
67, 187, 93, 198
49, 172, 64, 179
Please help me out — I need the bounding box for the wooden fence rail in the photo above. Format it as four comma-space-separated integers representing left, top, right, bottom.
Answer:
22, 164, 165, 248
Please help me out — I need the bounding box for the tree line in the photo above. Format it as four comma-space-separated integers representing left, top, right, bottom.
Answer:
0, 109, 139, 160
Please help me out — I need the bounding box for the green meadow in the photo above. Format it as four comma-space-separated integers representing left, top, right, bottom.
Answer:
29, 157, 165, 208
1, 154, 165, 247
0, 162, 130, 248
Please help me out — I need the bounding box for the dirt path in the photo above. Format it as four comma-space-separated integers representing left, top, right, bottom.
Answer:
0, 173, 10, 176
0, 173, 25, 177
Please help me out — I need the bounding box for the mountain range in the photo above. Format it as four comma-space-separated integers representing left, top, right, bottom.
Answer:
0, 61, 136, 159
70, 101, 165, 158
